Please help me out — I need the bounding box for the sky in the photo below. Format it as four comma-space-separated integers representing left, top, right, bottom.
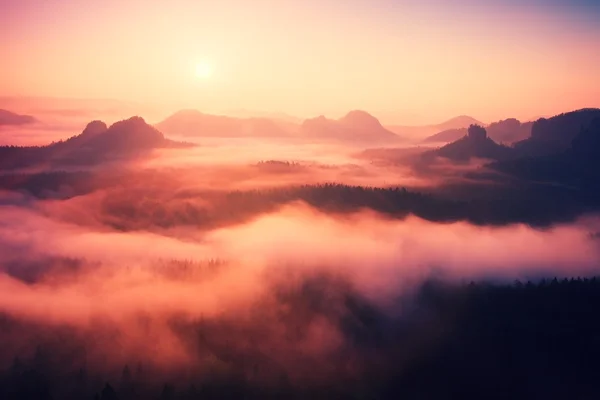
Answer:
1, 0, 599, 124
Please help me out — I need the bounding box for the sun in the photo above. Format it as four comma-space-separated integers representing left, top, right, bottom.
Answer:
195, 61, 213, 80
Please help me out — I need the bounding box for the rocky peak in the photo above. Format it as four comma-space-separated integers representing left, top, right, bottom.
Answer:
467, 124, 487, 141
81, 120, 108, 137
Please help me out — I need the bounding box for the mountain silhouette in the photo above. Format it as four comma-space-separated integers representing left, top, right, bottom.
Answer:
424, 125, 514, 162
513, 108, 600, 157
436, 115, 484, 131
486, 118, 534, 143
421, 127, 467, 144
301, 110, 401, 144
79, 116, 167, 153
0, 109, 37, 126
493, 117, 600, 189
155, 109, 292, 138
81, 120, 108, 137
0, 116, 189, 169
423, 118, 533, 144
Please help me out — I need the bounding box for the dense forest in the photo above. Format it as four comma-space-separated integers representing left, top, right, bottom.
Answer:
0, 173, 594, 228
2, 277, 600, 399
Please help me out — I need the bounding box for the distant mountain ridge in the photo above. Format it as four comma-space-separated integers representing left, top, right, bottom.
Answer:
492, 117, 600, 189
424, 125, 514, 162
437, 115, 485, 131
301, 110, 401, 144
158, 109, 485, 143
513, 108, 600, 157
422, 109, 600, 192
156, 110, 292, 138
0, 109, 37, 126
0, 116, 190, 169
423, 118, 533, 144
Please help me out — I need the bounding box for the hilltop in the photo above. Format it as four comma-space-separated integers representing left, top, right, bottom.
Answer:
0, 116, 191, 169
301, 110, 402, 144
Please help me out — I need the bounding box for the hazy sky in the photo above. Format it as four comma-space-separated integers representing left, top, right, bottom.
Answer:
1, 0, 599, 123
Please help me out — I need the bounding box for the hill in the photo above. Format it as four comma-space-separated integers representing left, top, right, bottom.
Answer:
155, 110, 292, 138
425, 125, 514, 162
0, 116, 190, 169
0, 109, 37, 126
487, 118, 534, 144
422, 127, 467, 144
437, 115, 484, 131
423, 118, 533, 144
301, 110, 401, 144
513, 108, 600, 157
493, 117, 600, 189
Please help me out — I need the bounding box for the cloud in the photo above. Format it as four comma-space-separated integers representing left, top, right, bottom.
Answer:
5, 200, 599, 292
0, 192, 597, 394
0, 132, 599, 387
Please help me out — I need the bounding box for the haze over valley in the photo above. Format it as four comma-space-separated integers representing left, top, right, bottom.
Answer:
1, 0, 600, 398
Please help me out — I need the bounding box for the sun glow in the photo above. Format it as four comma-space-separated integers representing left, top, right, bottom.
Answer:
195, 61, 214, 80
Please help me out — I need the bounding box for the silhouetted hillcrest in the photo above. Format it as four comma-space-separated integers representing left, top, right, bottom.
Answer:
513, 108, 600, 157
0, 109, 37, 126
423, 118, 533, 144
421, 127, 467, 144
80, 120, 108, 137
493, 117, 600, 190
488, 118, 534, 143
423, 109, 600, 166
437, 115, 484, 131
301, 110, 401, 144
424, 125, 514, 162
0, 116, 191, 169
155, 109, 292, 138
81, 116, 166, 152
339, 110, 386, 129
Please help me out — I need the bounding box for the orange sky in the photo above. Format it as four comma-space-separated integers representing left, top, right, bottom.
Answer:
1, 0, 599, 124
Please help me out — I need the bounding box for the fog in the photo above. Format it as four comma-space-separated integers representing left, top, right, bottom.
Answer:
0, 197, 599, 376
1, 112, 600, 398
